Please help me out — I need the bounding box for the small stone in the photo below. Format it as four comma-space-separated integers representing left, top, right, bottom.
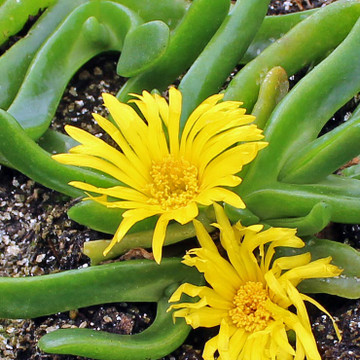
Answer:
94, 66, 103, 76
69, 87, 78, 97
6, 327, 15, 334
103, 315, 112, 323
61, 324, 72, 329
79, 70, 91, 80
35, 254, 46, 263
46, 326, 59, 333
6, 245, 20, 256
69, 309, 78, 320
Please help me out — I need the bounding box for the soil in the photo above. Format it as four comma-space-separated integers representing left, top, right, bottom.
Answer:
1, 1, 360, 359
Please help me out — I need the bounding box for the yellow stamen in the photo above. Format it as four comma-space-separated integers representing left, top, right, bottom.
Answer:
229, 281, 272, 333
147, 156, 199, 210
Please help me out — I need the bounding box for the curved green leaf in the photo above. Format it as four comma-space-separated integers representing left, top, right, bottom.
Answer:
265, 202, 331, 236
117, 21, 170, 77
39, 297, 191, 360
0, 0, 55, 46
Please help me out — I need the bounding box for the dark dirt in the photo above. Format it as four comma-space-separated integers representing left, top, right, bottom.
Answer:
1, 0, 360, 359
268, 0, 336, 13
312, 297, 360, 359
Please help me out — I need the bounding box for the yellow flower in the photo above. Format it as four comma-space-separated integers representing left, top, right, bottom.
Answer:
169, 203, 342, 360
53, 88, 267, 263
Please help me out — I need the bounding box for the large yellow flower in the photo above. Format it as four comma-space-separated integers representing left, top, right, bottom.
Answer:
169, 203, 342, 360
53, 88, 267, 263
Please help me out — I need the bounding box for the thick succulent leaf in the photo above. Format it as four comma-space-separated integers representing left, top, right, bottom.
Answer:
265, 202, 331, 236
117, 21, 170, 77
0, 258, 204, 360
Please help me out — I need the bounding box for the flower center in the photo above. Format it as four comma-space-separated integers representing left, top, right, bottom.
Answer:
147, 156, 199, 210
229, 281, 272, 333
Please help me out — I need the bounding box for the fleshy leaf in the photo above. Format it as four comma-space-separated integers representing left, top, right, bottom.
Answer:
117, 21, 170, 77
265, 202, 331, 236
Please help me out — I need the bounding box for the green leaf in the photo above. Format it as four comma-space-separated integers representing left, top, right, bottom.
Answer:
0, 258, 204, 360
265, 202, 331, 236
342, 162, 360, 178
117, 21, 170, 77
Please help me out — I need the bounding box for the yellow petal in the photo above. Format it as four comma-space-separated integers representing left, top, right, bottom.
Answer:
241, 227, 301, 274
267, 301, 321, 360
213, 203, 233, 245
218, 319, 235, 360
192, 219, 218, 253
53, 153, 143, 190
284, 280, 312, 330
167, 87, 181, 156
210, 205, 252, 283
171, 308, 192, 321
181, 94, 223, 147
228, 328, 247, 360
92, 112, 152, 173
102, 93, 147, 133
201, 175, 242, 190
203, 335, 220, 360
170, 202, 198, 225
103, 208, 158, 256
154, 93, 169, 126
181, 111, 219, 159
99, 96, 155, 168
200, 142, 268, 180
219, 229, 264, 283
169, 297, 208, 312
270, 321, 296, 356
263, 230, 304, 272
64, 125, 98, 145
70, 143, 147, 185
196, 188, 245, 209
80, 192, 159, 210
130, 91, 169, 159
184, 248, 240, 298
280, 256, 343, 287
152, 214, 171, 264
238, 333, 266, 360
183, 307, 228, 328
182, 109, 252, 162
271, 253, 311, 276
264, 271, 291, 308
301, 293, 342, 341
168, 283, 232, 310
67, 182, 149, 201
192, 125, 264, 169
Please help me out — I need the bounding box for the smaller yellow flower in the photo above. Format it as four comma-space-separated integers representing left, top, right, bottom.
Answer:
53, 88, 267, 263
169, 203, 342, 360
